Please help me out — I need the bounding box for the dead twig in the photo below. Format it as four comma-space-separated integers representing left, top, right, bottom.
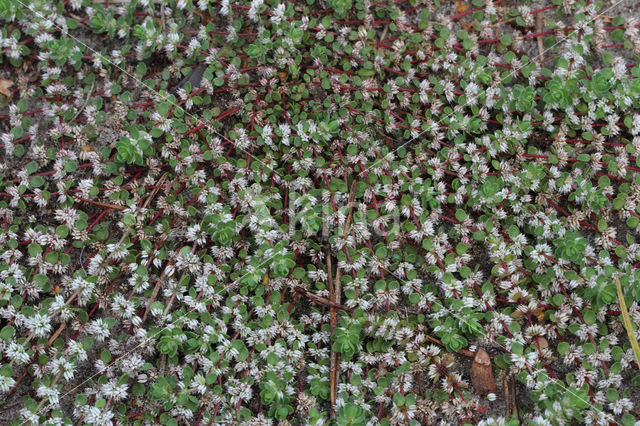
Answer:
141, 259, 174, 323
7, 369, 28, 394
328, 247, 337, 418
69, 13, 91, 28
329, 180, 357, 418
424, 335, 475, 358
333, 182, 358, 312
502, 372, 519, 420
327, 249, 336, 328
488, 17, 516, 28
159, 354, 167, 376
294, 286, 351, 311
536, 13, 544, 62
8, 322, 67, 395
142, 172, 169, 209
71, 80, 95, 122
73, 195, 125, 210
503, 371, 510, 419
380, 24, 389, 43
141, 279, 162, 324
510, 375, 519, 420
46, 322, 67, 348
160, 3, 166, 31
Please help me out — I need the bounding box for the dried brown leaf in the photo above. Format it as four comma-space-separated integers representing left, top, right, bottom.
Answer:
471, 347, 497, 395
0, 79, 14, 97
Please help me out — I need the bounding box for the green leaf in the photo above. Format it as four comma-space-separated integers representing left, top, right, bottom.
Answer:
0, 364, 12, 378
100, 350, 112, 363
0, 325, 15, 341
56, 225, 69, 238
500, 34, 513, 46
123, 214, 136, 226
582, 342, 596, 355
64, 160, 78, 172
582, 309, 596, 325
25, 161, 38, 175
30, 176, 44, 187
557, 341, 570, 355
28, 242, 42, 257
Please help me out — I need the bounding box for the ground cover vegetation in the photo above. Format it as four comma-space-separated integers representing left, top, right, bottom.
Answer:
0, 0, 639, 424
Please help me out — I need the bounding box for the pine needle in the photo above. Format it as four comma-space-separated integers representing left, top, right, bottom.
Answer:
615, 275, 640, 368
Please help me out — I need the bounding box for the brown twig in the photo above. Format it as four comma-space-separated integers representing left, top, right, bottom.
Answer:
341, 181, 358, 241
488, 17, 516, 28
329, 180, 357, 417
142, 172, 169, 209
510, 375, 519, 420
7, 369, 28, 394
141, 278, 162, 324
73, 195, 125, 210
46, 322, 67, 348
424, 335, 475, 358
71, 80, 95, 122
328, 247, 337, 418
159, 353, 167, 376
138, 173, 174, 323
536, 13, 544, 62
380, 24, 389, 43
503, 371, 510, 419
69, 13, 92, 28
328, 249, 337, 330
141, 260, 174, 323
294, 286, 351, 311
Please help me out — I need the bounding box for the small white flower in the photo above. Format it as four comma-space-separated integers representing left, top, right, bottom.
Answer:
0, 369, 15, 392
37, 385, 60, 406
26, 312, 52, 338
70, 276, 95, 306
86, 318, 111, 342
248, 0, 264, 21
270, 3, 286, 24
101, 379, 129, 401
6, 341, 30, 365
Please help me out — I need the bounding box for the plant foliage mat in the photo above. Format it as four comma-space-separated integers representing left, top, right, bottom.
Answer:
0, 0, 640, 424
